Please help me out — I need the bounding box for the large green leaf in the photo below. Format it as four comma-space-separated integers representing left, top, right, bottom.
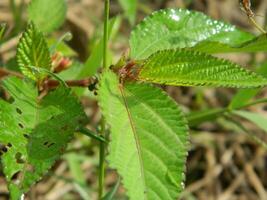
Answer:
98, 70, 189, 200
138, 49, 267, 88
28, 0, 67, 33
16, 23, 51, 80
0, 77, 86, 199
118, 0, 137, 25
130, 8, 253, 59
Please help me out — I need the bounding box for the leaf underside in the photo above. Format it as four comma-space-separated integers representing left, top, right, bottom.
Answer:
16, 23, 51, 80
28, 0, 67, 33
138, 49, 267, 88
193, 34, 267, 54
130, 8, 254, 59
0, 77, 86, 199
99, 71, 189, 200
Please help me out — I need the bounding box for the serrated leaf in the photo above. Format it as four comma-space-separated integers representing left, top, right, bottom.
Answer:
98, 71, 189, 200
130, 8, 254, 59
0, 77, 86, 199
16, 23, 51, 80
28, 0, 67, 33
229, 61, 267, 109
138, 49, 267, 88
118, 0, 137, 25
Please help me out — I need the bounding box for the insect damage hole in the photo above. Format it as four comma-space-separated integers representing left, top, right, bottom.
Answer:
18, 123, 24, 129
43, 141, 55, 148
11, 171, 23, 185
16, 108, 22, 115
15, 152, 25, 164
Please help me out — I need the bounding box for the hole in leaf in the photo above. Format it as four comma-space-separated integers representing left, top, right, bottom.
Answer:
47, 143, 55, 148
18, 123, 24, 129
43, 141, 55, 148
23, 134, 29, 139
15, 152, 25, 164
7, 143, 12, 148
16, 108, 22, 114
11, 171, 22, 184
0, 145, 8, 153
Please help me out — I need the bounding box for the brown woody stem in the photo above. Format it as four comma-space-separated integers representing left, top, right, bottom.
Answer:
0, 67, 94, 89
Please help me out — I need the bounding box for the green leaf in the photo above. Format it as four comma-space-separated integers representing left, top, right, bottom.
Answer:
118, 0, 137, 25
102, 177, 121, 200
16, 22, 51, 80
193, 34, 267, 54
233, 111, 267, 133
228, 89, 259, 110
229, 61, 267, 109
138, 49, 267, 88
0, 23, 6, 40
98, 71, 189, 200
28, 0, 67, 33
130, 8, 253, 59
0, 77, 86, 199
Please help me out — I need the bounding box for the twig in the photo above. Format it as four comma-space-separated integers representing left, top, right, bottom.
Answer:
0, 67, 94, 89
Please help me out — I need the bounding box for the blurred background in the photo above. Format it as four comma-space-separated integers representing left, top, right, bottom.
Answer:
0, 0, 267, 199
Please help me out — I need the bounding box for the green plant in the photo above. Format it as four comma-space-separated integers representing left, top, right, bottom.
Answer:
1, 1, 267, 200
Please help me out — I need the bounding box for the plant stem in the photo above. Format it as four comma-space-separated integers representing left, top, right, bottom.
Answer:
77, 127, 106, 143
103, 0, 110, 69
187, 98, 267, 126
98, 118, 106, 199
98, 0, 110, 199
9, 0, 24, 34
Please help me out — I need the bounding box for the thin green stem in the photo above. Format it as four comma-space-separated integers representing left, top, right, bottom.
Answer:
103, 0, 110, 69
98, 0, 110, 199
9, 0, 24, 33
77, 127, 106, 143
98, 118, 106, 199
187, 98, 267, 126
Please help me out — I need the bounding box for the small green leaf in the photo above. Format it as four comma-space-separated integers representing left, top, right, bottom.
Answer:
102, 177, 121, 200
138, 49, 267, 88
193, 34, 267, 53
0, 77, 86, 199
233, 111, 267, 133
118, 0, 137, 25
130, 8, 253, 59
228, 89, 259, 110
16, 22, 51, 80
28, 0, 67, 33
99, 71, 189, 200
0, 23, 7, 40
